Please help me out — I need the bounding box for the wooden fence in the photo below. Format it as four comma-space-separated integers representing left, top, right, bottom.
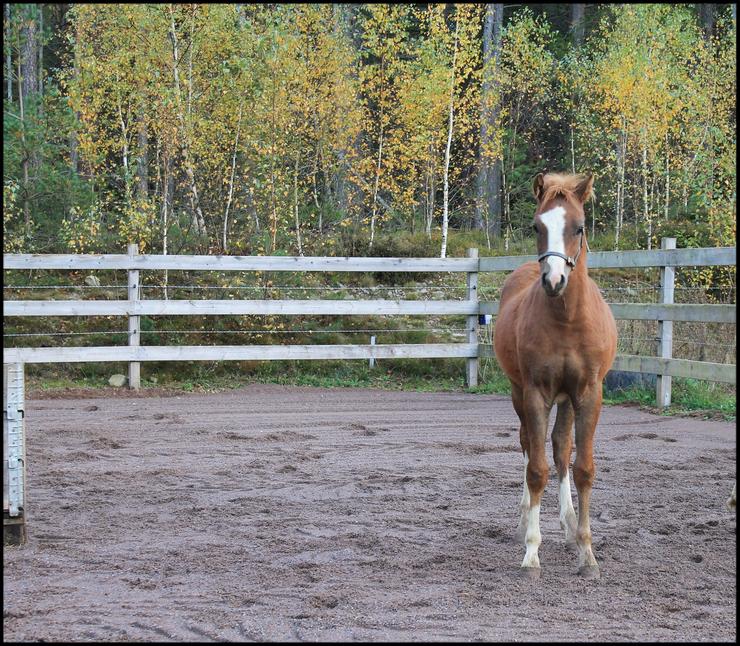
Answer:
2, 240, 736, 544
4, 241, 736, 387
4, 240, 736, 392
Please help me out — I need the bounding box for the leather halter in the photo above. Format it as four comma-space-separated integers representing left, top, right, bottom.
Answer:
537, 230, 586, 269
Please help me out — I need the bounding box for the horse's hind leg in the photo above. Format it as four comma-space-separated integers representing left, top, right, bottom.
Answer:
573, 386, 603, 579
552, 400, 577, 547
511, 383, 530, 543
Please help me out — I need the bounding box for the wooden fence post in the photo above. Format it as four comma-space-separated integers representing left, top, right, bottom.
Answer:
128, 243, 141, 391
4, 363, 26, 545
656, 237, 676, 407
466, 248, 479, 388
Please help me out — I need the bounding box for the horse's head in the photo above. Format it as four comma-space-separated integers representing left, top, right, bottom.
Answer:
531, 172, 594, 297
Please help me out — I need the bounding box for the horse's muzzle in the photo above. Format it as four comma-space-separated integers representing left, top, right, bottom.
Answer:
542, 272, 566, 297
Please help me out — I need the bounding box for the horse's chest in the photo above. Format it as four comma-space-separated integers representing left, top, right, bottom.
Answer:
521, 344, 599, 390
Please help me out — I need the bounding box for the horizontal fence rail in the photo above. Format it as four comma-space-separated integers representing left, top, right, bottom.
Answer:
478, 246, 736, 271
4, 299, 479, 317
2, 343, 479, 364
5, 246, 735, 273
477, 346, 735, 384
8, 300, 735, 323
3, 254, 478, 273
478, 302, 736, 323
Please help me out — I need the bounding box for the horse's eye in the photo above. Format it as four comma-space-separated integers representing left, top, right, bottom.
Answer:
576, 226, 584, 234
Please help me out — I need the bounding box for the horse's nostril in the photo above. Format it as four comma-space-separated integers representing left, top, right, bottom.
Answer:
559, 275, 566, 287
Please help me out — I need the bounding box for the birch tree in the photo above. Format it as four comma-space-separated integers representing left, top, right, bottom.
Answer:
440, 16, 459, 259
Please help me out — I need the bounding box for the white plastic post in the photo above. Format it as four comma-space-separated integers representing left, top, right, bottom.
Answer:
4, 362, 26, 544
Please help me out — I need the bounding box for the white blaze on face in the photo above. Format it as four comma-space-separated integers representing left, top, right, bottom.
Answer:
539, 206, 567, 289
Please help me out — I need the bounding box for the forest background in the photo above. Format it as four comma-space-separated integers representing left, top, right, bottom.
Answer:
4, 2, 736, 258
2, 3, 737, 414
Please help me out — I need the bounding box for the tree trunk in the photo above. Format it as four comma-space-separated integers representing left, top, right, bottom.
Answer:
571, 4, 585, 48
20, 2, 40, 189
269, 28, 278, 253
5, 4, 11, 102
615, 125, 626, 249
440, 19, 459, 259
501, 161, 509, 251
369, 57, 386, 250
136, 108, 148, 199
312, 148, 322, 232
20, 4, 38, 106
38, 4, 43, 100
245, 167, 260, 235
236, 3, 247, 29
664, 132, 670, 222
699, 3, 714, 40
369, 126, 383, 249
570, 125, 576, 173
161, 144, 171, 299
16, 22, 30, 237
425, 146, 436, 238
475, 5, 493, 231
334, 3, 362, 221
294, 152, 303, 256
475, 3, 503, 239
642, 144, 650, 250
168, 5, 206, 245
222, 104, 242, 254
69, 3, 80, 175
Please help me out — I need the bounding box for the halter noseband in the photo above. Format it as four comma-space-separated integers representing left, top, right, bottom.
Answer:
537, 230, 587, 269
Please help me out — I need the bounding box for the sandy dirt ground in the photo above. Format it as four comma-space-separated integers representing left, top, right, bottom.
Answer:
3, 384, 736, 642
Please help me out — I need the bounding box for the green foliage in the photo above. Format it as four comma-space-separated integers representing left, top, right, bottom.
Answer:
2, 3, 734, 266
3, 180, 28, 253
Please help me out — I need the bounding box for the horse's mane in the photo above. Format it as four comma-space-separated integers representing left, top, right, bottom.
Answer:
541, 172, 594, 204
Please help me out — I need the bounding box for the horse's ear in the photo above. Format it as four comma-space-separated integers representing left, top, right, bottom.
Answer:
532, 173, 545, 202
574, 173, 594, 203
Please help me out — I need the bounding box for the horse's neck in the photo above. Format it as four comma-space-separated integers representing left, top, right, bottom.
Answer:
547, 263, 590, 322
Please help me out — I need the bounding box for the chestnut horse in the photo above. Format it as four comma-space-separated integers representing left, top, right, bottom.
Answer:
493, 172, 617, 579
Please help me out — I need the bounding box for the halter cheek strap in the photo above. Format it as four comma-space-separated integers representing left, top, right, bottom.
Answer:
537, 231, 586, 268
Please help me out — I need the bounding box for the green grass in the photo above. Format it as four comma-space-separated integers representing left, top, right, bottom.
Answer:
25, 359, 733, 422
603, 377, 735, 421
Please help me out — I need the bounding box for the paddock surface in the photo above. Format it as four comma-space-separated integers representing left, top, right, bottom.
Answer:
3, 384, 736, 642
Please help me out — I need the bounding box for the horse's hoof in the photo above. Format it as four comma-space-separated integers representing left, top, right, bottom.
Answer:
520, 566, 541, 579
577, 564, 600, 579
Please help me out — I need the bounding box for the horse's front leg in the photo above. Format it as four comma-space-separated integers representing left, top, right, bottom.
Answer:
511, 383, 530, 543
573, 385, 603, 579
520, 387, 550, 577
